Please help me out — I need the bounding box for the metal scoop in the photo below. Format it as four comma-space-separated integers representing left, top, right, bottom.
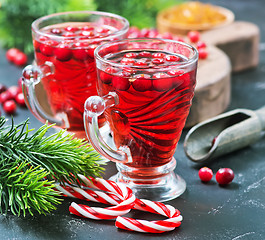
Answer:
183, 106, 265, 163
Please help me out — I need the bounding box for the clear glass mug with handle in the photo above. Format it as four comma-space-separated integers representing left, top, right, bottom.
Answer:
22, 11, 129, 138
84, 38, 198, 201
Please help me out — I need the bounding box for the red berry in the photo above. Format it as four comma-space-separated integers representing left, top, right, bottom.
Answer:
134, 59, 148, 67
188, 31, 200, 43
3, 100, 16, 114
198, 48, 208, 59
13, 51, 28, 66
112, 72, 130, 91
0, 91, 12, 104
124, 52, 137, 58
120, 58, 135, 65
152, 52, 166, 58
54, 45, 72, 61
64, 26, 79, 32
7, 85, 20, 99
80, 30, 94, 37
40, 40, 58, 56
100, 67, 117, 84
15, 92, 26, 107
152, 73, 173, 91
50, 28, 62, 35
132, 74, 152, 92
138, 51, 152, 58
196, 41, 207, 49
6, 48, 20, 63
152, 58, 165, 65
198, 167, 213, 182
216, 168, 234, 185
165, 55, 180, 62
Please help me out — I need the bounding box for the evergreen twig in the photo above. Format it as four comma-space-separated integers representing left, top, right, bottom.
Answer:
0, 117, 104, 216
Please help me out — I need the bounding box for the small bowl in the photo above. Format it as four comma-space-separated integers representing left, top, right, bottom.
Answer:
157, 2, 235, 35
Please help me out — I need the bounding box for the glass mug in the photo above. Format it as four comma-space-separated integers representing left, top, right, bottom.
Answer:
22, 11, 129, 138
84, 38, 198, 201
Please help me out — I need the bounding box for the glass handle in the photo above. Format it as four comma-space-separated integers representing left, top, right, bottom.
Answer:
22, 63, 69, 128
84, 92, 132, 163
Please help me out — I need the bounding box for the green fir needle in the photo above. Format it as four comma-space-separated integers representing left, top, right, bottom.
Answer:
0, 117, 104, 216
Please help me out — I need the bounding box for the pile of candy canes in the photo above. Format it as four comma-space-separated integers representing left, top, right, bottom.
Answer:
55, 175, 182, 234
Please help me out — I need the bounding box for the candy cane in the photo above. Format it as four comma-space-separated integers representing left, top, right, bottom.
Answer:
55, 176, 182, 233
115, 198, 183, 233
56, 176, 135, 220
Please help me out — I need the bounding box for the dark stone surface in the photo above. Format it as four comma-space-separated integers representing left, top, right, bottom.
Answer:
0, 1, 265, 239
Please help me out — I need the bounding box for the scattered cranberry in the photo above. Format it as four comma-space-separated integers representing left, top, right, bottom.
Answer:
6, 48, 21, 62
7, 85, 20, 99
198, 48, 208, 60
0, 91, 12, 104
216, 168, 234, 185
188, 31, 200, 43
6, 48, 28, 66
198, 167, 213, 182
196, 41, 207, 49
15, 92, 26, 107
3, 100, 16, 115
13, 51, 28, 66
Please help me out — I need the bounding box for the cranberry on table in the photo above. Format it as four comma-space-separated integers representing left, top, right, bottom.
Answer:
15, 92, 26, 107
3, 100, 17, 115
0, 91, 12, 104
198, 167, 213, 182
13, 51, 28, 66
188, 31, 201, 43
196, 41, 207, 49
7, 85, 20, 99
216, 168, 234, 185
198, 48, 208, 60
6, 48, 21, 62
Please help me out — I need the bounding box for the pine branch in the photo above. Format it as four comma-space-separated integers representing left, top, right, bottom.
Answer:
0, 117, 105, 216
0, 158, 61, 216
0, 117, 104, 185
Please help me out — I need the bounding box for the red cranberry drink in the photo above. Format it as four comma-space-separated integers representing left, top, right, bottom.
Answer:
84, 39, 198, 201
22, 11, 129, 138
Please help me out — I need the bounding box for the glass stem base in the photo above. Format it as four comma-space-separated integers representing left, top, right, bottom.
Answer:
110, 157, 186, 202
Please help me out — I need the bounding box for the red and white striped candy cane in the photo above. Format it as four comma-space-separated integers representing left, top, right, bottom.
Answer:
115, 198, 183, 233
56, 176, 135, 220
56, 176, 183, 233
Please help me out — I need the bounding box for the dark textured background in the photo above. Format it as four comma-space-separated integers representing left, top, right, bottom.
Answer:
0, 0, 265, 239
